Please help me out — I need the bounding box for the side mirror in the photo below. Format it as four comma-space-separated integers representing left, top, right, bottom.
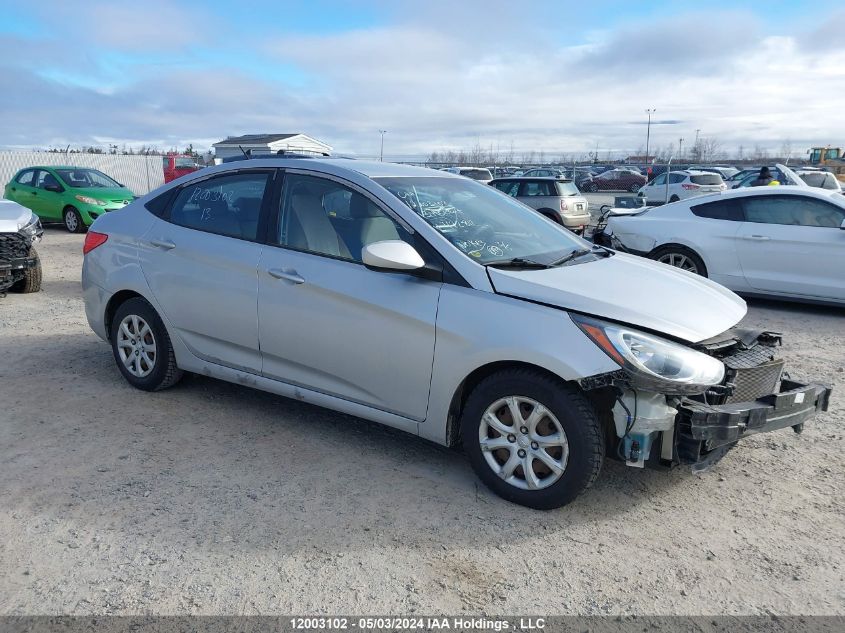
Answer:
45, 184, 63, 193
362, 240, 425, 271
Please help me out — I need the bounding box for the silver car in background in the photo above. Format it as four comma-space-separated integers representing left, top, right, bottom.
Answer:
441, 166, 493, 184
489, 176, 591, 233
82, 158, 830, 509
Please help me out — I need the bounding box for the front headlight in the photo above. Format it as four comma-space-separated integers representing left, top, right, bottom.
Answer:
19, 213, 43, 241
75, 194, 107, 206
572, 315, 725, 395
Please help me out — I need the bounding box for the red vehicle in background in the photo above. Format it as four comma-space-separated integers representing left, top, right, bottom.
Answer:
162, 154, 202, 183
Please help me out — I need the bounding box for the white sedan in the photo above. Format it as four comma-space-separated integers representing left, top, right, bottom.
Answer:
603, 186, 845, 304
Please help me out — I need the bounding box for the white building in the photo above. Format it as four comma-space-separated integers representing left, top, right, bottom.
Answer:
212, 134, 332, 160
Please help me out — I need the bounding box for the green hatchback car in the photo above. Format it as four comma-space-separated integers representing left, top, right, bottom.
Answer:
4, 166, 135, 233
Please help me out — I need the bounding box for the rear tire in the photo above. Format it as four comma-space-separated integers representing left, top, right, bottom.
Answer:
650, 245, 707, 276
460, 369, 604, 510
111, 297, 183, 391
10, 247, 42, 293
629, 183, 641, 192
63, 207, 85, 233
669, 194, 680, 202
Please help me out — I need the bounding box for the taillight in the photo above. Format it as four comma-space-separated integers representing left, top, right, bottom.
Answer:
560, 199, 569, 211
682, 183, 700, 190
83, 231, 108, 255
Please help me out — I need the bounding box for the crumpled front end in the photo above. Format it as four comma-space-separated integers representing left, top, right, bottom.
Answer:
580, 329, 832, 471
0, 231, 39, 294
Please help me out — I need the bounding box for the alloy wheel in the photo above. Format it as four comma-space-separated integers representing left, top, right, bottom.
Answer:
116, 314, 157, 377
658, 252, 699, 274
478, 396, 569, 490
65, 211, 78, 232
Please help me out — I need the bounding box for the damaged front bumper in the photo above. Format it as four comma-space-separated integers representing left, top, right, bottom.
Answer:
588, 328, 833, 472
675, 378, 831, 471
0, 231, 38, 293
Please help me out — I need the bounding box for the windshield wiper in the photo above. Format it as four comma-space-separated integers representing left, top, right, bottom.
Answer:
486, 257, 552, 269
549, 245, 611, 266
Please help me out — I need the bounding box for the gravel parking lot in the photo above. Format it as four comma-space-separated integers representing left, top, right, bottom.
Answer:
1, 227, 843, 616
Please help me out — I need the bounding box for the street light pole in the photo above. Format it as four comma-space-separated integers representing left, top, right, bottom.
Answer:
379, 130, 387, 162
645, 108, 655, 164
679, 137, 684, 161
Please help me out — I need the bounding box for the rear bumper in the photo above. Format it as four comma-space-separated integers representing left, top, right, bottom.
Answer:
675, 379, 831, 469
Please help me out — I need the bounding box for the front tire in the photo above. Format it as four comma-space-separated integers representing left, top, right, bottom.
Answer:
460, 369, 604, 510
111, 297, 183, 391
10, 247, 42, 293
63, 207, 85, 233
629, 183, 641, 193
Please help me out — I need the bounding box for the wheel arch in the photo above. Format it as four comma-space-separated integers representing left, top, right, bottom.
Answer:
445, 360, 579, 448
535, 208, 562, 223
104, 289, 145, 339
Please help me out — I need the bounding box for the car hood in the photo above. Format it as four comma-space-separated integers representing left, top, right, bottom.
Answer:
72, 186, 134, 201
488, 252, 747, 343
0, 198, 35, 233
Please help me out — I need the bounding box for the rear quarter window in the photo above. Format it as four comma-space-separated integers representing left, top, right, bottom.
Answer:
555, 181, 579, 196
15, 170, 35, 185
690, 198, 744, 221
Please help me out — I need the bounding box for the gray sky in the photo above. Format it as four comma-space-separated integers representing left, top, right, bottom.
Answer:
1, 0, 843, 160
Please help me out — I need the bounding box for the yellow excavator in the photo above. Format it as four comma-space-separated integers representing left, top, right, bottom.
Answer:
808, 146, 845, 183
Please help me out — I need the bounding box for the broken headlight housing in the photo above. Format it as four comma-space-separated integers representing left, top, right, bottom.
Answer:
19, 212, 43, 243
572, 315, 725, 395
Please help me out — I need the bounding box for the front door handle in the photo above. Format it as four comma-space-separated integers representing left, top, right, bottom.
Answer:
268, 268, 305, 284
743, 235, 770, 241
150, 238, 176, 250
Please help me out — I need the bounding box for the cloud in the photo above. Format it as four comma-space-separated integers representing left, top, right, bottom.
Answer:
1, 2, 844, 159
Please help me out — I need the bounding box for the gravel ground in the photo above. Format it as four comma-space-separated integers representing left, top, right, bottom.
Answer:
0, 227, 843, 616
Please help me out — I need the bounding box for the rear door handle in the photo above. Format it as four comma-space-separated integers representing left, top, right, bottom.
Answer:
744, 235, 770, 241
268, 268, 305, 284
150, 238, 176, 250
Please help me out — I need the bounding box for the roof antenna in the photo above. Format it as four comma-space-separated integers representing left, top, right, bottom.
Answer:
238, 145, 250, 158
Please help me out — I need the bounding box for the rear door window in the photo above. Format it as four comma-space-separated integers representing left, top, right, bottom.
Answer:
35, 170, 61, 189
669, 173, 686, 184
493, 180, 520, 196
167, 171, 271, 240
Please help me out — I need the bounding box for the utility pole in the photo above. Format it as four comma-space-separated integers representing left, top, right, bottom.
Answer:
379, 130, 387, 162
694, 129, 701, 161
645, 108, 655, 164
679, 138, 684, 161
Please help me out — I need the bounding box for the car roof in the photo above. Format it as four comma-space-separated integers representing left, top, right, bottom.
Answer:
25, 165, 96, 170
215, 157, 462, 179
672, 184, 843, 205
490, 176, 571, 181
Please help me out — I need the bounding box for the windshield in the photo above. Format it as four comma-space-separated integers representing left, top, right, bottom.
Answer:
375, 177, 588, 264
556, 181, 580, 196
55, 168, 121, 188
175, 157, 197, 168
